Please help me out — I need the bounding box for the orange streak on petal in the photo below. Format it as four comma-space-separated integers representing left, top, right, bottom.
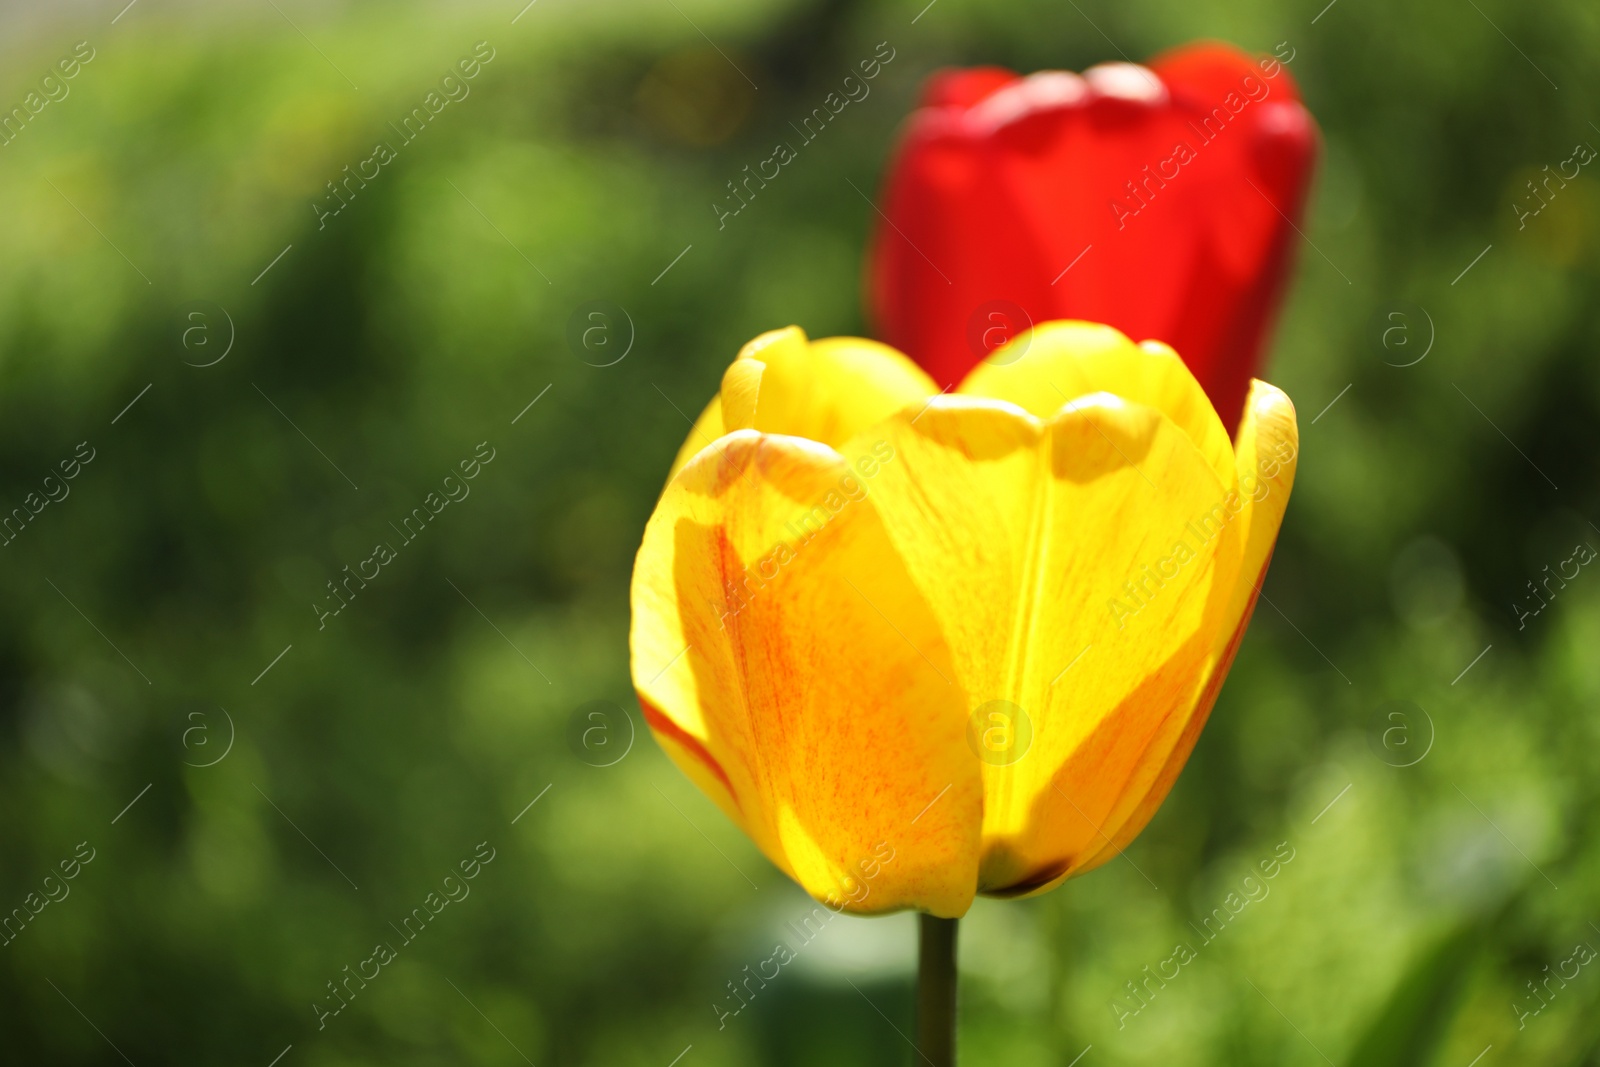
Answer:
638, 694, 741, 813
1064, 548, 1271, 882
988, 550, 1272, 898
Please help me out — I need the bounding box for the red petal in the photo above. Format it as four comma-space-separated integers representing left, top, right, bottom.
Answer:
867, 42, 1319, 432
919, 65, 1021, 109
638, 694, 740, 808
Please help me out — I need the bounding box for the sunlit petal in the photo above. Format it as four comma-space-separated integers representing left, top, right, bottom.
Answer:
849, 390, 1247, 894
960, 321, 1235, 489
665, 326, 937, 482
632, 430, 982, 915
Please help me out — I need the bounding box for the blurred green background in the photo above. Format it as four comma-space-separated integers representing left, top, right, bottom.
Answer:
1, 0, 1598, 1063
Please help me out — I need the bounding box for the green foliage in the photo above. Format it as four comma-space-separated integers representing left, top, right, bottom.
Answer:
0, 0, 1598, 1064
1342, 904, 1497, 1067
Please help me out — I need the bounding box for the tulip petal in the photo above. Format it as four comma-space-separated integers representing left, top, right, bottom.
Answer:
851, 394, 1247, 894
921, 66, 1021, 109
631, 430, 982, 915
731, 328, 939, 443
667, 396, 727, 484
959, 321, 1235, 489
1068, 377, 1298, 880
665, 327, 938, 483
867, 43, 1319, 431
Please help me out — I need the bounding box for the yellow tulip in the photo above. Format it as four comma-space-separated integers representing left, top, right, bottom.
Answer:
631, 321, 1298, 918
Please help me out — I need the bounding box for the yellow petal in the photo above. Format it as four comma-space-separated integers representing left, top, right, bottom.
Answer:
1226, 379, 1300, 613
662, 329, 796, 485
847, 392, 1247, 894
960, 330, 1252, 882
665, 326, 937, 483
630, 429, 982, 915
960, 321, 1235, 490
666, 395, 727, 484
1070, 378, 1299, 878
719, 356, 766, 430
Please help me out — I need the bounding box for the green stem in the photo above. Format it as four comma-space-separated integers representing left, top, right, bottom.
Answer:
917, 913, 958, 1067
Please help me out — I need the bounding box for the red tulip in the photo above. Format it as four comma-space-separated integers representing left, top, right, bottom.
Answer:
867, 42, 1319, 430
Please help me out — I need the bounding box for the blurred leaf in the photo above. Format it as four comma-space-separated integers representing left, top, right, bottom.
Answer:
1342, 912, 1497, 1067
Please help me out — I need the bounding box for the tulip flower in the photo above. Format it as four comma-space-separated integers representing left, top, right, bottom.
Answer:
631, 321, 1297, 920
866, 42, 1319, 431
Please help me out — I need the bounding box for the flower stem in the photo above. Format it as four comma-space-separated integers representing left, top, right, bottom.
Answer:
917, 913, 958, 1066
